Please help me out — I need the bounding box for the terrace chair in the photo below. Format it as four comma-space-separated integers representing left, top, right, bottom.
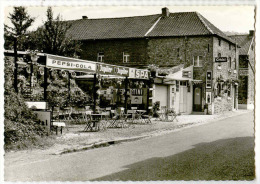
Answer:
52, 107, 60, 120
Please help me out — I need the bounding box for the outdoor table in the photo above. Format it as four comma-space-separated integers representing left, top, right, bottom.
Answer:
108, 113, 131, 128
84, 114, 109, 132
135, 110, 149, 124
52, 121, 66, 135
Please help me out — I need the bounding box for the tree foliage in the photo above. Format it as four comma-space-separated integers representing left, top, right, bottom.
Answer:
29, 7, 82, 57
4, 6, 35, 50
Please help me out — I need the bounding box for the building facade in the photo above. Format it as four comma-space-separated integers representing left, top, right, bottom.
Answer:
229, 31, 255, 110
67, 7, 239, 114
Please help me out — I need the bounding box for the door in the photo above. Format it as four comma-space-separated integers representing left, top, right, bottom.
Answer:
233, 85, 236, 109
179, 82, 187, 113
193, 86, 202, 111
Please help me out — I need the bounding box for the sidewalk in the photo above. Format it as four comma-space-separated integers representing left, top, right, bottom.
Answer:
5, 110, 252, 166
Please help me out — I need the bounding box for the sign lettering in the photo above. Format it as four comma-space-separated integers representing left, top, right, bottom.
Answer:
215, 57, 227, 62
47, 55, 96, 72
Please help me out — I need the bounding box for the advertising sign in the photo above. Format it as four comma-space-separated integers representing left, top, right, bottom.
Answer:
131, 96, 142, 104
46, 55, 96, 72
206, 92, 212, 104
114, 66, 129, 76
97, 64, 114, 75
129, 68, 149, 79
131, 89, 143, 96
206, 71, 212, 89
215, 57, 227, 62
182, 71, 192, 78
239, 69, 249, 76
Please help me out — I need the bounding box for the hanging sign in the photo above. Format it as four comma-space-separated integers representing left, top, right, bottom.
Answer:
97, 64, 114, 75
215, 57, 227, 62
114, 66, 129, 76
206, 71, 212, 89
129, 68, 149, 79
46, 55, 96, 72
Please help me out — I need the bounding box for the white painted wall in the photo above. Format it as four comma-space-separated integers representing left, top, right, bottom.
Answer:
154, 84, 168, 111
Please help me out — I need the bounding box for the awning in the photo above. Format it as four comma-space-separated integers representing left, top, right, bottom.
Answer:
192, 80, 203, 84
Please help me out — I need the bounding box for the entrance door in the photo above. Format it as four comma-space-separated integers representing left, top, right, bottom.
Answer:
193, 86, 202, 111
179, 83, 187, 113
233, 85, 236, 109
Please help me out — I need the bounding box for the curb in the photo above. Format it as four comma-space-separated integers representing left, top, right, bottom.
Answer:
55, 135, 150, 155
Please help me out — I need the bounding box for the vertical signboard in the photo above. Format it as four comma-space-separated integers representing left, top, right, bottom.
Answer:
206, 71, 212, 89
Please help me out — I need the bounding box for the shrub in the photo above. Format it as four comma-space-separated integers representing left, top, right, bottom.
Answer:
4, 56, 49, 151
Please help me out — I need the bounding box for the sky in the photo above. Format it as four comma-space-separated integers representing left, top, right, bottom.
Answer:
4, 6, 255, 34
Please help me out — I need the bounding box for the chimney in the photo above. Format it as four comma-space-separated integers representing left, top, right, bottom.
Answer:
82, 16, 88, 20
249, 30, 254, 37
162, 7, 170, 17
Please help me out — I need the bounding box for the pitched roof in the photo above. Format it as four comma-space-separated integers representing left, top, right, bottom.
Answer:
66, 14, 161, 40
228, 34, 254, 55
66, 11, 235, 44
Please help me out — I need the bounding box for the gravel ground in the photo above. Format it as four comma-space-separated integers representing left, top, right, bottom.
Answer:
5, 110, 252, 167
52, 109, 251, 154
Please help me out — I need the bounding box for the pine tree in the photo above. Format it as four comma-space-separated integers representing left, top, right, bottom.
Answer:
4, 6, 35, 50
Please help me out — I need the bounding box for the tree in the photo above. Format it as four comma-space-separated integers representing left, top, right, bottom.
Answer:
32, 7, 81, 57
4, 6, 35, 50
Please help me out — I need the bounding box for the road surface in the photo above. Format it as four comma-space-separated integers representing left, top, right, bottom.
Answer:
5, 111, 254, 181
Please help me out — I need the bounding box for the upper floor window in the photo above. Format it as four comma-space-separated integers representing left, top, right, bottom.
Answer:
218, 53, 221, 57
123, 52, 130, 63
193, 56, 203, 67
233, 58, 237, 70
177, 48, 180, 57
229, 57, 232, 68
97, 52, 104, 62
218, 38, 221, 46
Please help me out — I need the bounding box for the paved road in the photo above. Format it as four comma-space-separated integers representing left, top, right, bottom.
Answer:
5, 111, 254, 181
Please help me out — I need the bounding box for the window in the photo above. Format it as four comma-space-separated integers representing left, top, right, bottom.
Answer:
234, 58, 237, 69
218, 53, 221, 57
193, 56, 203, 67
176, 81, 179, 92
123, 52, 130, 63
97, 52, 104, 62
229, 57, 232, 68
180, 81, 187, 86
177, 48, 180, 57
218, 38, 221, 46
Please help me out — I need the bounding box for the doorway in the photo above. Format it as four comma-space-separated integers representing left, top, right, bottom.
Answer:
193, 86, 202, 111
179, 81, 187, 113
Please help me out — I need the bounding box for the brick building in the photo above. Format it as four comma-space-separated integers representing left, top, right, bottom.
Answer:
229, 31, 255, 110
67, 7, 239, 114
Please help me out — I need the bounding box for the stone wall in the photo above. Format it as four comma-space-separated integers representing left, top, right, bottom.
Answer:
212, 37, 238, 112
214, 96, 233, 114
147, 36, 213, 81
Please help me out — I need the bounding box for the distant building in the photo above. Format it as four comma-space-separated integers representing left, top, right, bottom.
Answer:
229, 31, 255, 110
67, 7, 239, 114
